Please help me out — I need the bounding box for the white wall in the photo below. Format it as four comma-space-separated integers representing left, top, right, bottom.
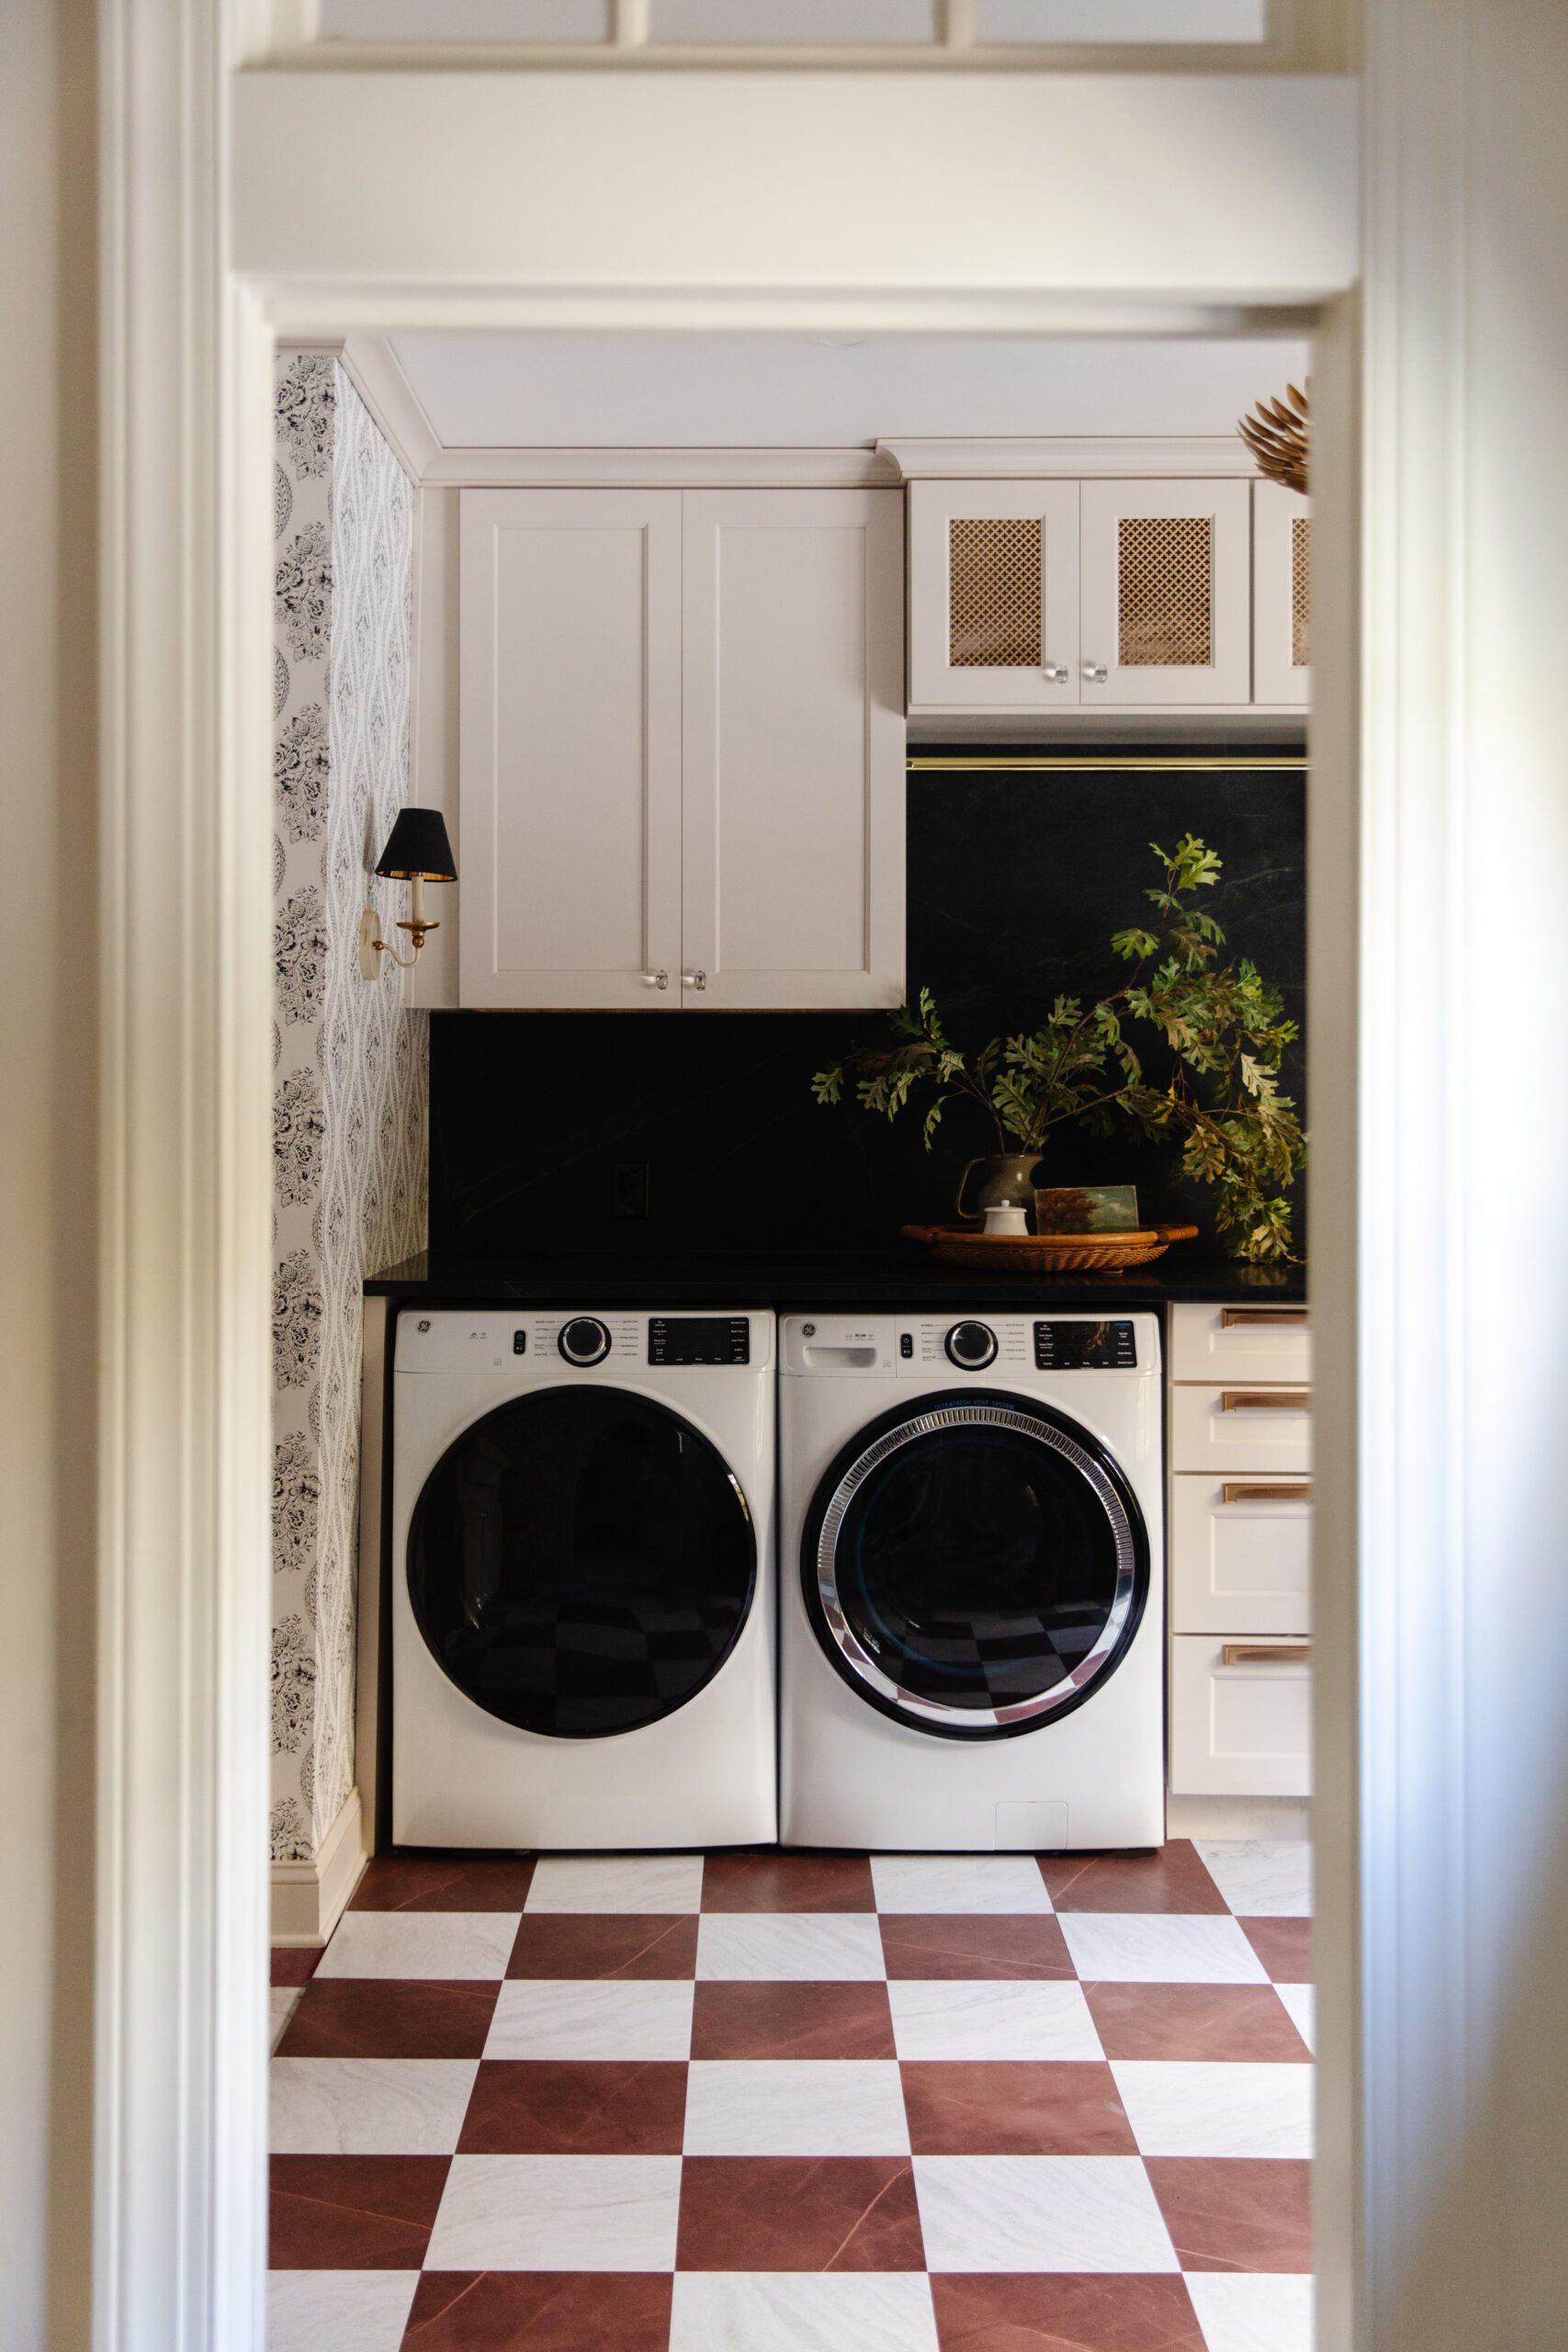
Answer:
0, 0, 97, 2343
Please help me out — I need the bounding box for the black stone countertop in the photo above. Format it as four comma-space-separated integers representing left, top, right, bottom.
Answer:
365, 1247, 1307, 1312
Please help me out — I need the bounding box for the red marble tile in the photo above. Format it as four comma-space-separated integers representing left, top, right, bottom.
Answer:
701, 1850, 876, 1912
403, 2270, 672, 2348
902, 2061, 1136, 2156
691, 1981, 896, 2061
1237, 1916, 1314, 1984
1039, 1840, 1229, 1916
880, 1913, 1075, 1981
349, 1853, 537, 1912
276, 1978, 498, 2060
1085, 1981, 1313, 2063
507, 1912, 699, 1981
931, 2273, 1207, 2349
271, 1947, 322, 1986
268, 2154, 447, 2269
1146, 2156, 1314, 2273
457, 2060, 688, 2155
676, 2156, 926, 2272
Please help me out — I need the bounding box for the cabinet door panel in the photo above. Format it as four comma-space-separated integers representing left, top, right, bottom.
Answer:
682, 489, 905, 1010
1253, 480, 1312, 706
459, 489, 682, 1008
1168, 1634, 1313, 1797
1080, 478, 1251, 705
908, 480, 1080, 712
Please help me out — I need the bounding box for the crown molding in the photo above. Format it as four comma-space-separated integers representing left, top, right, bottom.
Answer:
336, 334, 444, 482
877, 434, 1258, 479
418, 444, 902, 490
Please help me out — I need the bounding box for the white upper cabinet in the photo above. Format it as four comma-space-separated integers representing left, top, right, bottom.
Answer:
908, 481, 1080, 713
681, 490, 905, 1011
459, 489, 683, 1009
1078, 477, 1252, 706
459, 486, 905, 1012
1252, 480, 1312, 707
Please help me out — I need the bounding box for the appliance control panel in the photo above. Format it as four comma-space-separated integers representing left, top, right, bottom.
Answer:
780, 1314, 1156, 1376
648, 1316, 751, 1367
396, 1308, 773, 1374
1033, 1318, 1139, 1371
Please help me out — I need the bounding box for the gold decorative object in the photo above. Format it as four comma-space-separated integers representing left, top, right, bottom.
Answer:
1238, 381, 1310, 494
901, 1223, 1199, 1275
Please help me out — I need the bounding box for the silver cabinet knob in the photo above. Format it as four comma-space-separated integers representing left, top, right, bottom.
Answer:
1083, 662, 1109, 684
642, 968, 669, 989
682, 968, 708, 991
1042, 663, 1069, 684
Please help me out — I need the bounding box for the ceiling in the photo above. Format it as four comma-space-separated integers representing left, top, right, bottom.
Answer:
387, 333, 1313, 451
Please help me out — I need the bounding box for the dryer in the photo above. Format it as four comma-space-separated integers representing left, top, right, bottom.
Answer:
391, 1306, 775, 1849
780, 1310, 1163, 1851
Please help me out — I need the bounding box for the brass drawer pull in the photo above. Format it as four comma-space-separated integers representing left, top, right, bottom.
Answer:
1222, 1480, 1312, 1504
1220, 1389, 1311, 1412
1221, 1307, 1309, 1328
1222, 1642, 1313, 1667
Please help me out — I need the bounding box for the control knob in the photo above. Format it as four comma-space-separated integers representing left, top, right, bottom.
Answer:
558, 1316, 612, 1367
945, 1319, 998, 1370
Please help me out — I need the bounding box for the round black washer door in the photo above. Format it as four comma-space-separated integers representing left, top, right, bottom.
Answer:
408, 1385, 756, 1739
803, 1390, 1148, 1743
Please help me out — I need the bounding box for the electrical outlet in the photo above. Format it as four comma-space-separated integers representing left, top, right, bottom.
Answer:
612, 1162, 649, 1219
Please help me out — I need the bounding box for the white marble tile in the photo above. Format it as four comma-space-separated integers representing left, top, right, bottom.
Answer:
695, 1912, 887, 1982
269, 1986, 303, 2053
683, 2061, 910, 2155
1187, 2271, 1314, 2352
1276, 1982, 1315, 2052
1195, 1840, 1314, 1917
1111, 2061, 1314, 2157
1057, 1911, 1268, 1984
424, 2153, 682, 2271
915, 2154, 1179, 2273
524, 1855, 705, 1914
888, 1978, 1102, 2063
313, 1909, 520, 1981
268, 2057, 477, 2154
266, 2269, 418, 2352
670, 2272, 939, 2352
485, 1977, 694, 2062
870, 1855, 1054, 1914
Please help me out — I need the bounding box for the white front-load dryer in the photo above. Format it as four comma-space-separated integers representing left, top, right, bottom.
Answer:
780, 1311, 1163, 1852
391, 1306, 776, 1849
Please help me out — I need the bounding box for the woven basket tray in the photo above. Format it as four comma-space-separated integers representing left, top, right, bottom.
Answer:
901, 1222, 1199, 1274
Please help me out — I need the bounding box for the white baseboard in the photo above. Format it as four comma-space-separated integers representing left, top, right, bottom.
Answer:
271, 1786, 368, 1947
1167, 1792, 1312, 1842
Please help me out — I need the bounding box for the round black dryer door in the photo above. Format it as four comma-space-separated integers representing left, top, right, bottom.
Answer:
803, 1391, 1149, 1742
408, 1386, 756, 1739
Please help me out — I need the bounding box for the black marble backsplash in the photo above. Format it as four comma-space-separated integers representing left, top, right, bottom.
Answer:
428, 757, 1307, 1262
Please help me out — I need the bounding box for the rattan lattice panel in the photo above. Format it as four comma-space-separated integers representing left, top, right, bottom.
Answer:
948, 517, 1042, 668
1291, 515, 1312, 667
1117, 515, 1213, 667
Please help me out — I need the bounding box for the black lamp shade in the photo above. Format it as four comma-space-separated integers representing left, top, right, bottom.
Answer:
374, 808, 457, 882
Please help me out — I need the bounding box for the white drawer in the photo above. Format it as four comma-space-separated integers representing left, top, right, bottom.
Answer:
1169, 1474, 1312, 1635
1171, 1300, 1312, 1387
1170, 1383, 1312, 1476
1168, 1634, 1313, 1797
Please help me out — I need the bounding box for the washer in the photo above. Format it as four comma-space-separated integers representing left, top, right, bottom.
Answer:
780, 1311, 1163, 1851
391, 1307, 776, 1849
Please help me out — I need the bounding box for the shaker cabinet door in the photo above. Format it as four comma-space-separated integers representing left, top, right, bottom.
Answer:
1253, 481, 1313, 707
1079, 478, 1252, 706
681, 489, 906, 1010
459, 489, 683, 1009
907, 480, 1081, 714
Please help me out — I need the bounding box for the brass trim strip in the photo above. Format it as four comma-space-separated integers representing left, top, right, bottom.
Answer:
1223, 1481, 1312, 1505
1220, 1389, 1311, 1412
1221, 1307, 1308, 1328
907, 755, 1310, 772
1222, 1642, 1313, 1667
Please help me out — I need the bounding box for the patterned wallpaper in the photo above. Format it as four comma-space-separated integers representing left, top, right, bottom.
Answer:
271, 353, 427, 1866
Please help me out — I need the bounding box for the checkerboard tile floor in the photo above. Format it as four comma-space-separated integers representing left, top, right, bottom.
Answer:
268, 1838, 1312, 2351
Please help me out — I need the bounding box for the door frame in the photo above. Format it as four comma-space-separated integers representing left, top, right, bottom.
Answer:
94, 11, 1510, 2350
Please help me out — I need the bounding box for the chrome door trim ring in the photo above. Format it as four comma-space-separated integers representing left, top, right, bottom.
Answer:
814, 1397, 1141, 1730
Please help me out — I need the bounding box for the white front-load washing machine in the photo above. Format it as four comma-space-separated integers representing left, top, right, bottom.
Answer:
780, 1310, 1163, 1851
391, 1306, 776, 1849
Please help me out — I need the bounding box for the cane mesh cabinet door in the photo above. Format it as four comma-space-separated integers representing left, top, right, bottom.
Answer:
908, 481, 1081, 715
459, 489, 683, 1009
1253, 480, 1312, 707
1079, 478, 1252, 707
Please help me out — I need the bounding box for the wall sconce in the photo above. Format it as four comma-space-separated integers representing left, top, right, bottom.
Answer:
357, 808, 457, 979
